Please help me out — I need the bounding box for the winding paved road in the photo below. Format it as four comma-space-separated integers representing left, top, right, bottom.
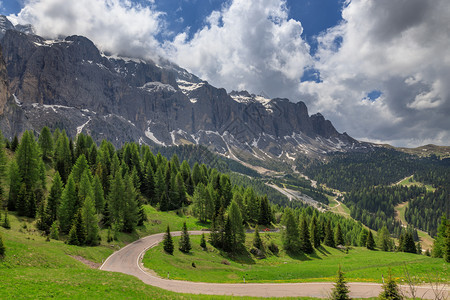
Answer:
100, 231, 447, 298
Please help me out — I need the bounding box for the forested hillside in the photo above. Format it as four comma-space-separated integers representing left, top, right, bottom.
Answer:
0, 127, 416, 257
298, 147, 450, 253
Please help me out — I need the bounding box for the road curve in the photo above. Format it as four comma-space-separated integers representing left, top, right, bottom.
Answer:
100, 231, 447, 298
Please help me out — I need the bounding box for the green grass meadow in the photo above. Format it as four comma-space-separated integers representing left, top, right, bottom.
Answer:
144, 233, 448, 284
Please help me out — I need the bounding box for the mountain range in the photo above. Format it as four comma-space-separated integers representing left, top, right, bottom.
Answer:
0, 15, 371, 169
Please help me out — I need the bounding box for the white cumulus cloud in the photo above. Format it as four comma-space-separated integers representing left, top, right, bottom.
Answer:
164, 0, 312, 98
11, 0, 164, 59
299, 0, 450, 147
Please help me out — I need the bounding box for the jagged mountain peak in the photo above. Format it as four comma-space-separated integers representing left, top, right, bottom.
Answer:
0, 24, 371, 169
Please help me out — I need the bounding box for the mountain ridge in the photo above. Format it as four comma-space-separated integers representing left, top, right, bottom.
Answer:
0, 15, 371, 167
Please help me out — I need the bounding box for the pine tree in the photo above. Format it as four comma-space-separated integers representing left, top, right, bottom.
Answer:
38, 126, 53, 161
180, 160, 193, 195
282, 208, 300, 252
67, 223, 79, 246
45, 172, 63, 227
50, 221, 59, 240
163, 225, 174, 254
378, 270, 403, 300
175, 172, 187, 208
366, 230, 375, 250
223, 216, 234, 252
159, 191, 170, 212
310, 215, 321, 248
403, 232, 416, 253
244, 188, 259, 224
82, 195, 99, 246
0, 233, 5, 257
16, 131, 40, 191
444, 223, 450, 263
58, 175, 78, 233
0, 133, 7, 185
36, 199, 49, 233
227, 200, 245, 250
416, 242, 422, 255
54, 131, 72, 183
78, 170, 93, 208
377, 226, 393, 252
108, 170, 125, 229
154, 167, 165, 205
16, 184, 28, 216
122, 174, 139, 233
330, 265, 350, 300
200, 233, 207, 249
142, 163, 155, 203
92, 174, 105, 214
192, 183, 208, 222
71, 155, 91, 185
7, 161, 21, 211
10, 135, 19, 152
253, 229, 264, 251
179, 222, 192, 253
191, 162, 203, 186
258, 195, 272, 226
299, 217, 314, 254
137, 201, 146, 226
335, 223, 345, 246
2, 209, 10, 229
432, 215, 447, 258
88, 143, 97, 168
324, 220, 336, 248
74, 210, 87, 246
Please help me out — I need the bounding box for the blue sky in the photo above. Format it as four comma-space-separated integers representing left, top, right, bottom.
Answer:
2, 0, 344, 53
2, 0, 450, 147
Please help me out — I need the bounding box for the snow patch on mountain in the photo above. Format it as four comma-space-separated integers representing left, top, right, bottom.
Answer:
140, 82, 176, 93
77, 117, 91, 135
177, 79, 205, 92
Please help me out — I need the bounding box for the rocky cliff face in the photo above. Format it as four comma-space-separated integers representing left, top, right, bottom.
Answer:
0, 15, 370, 164
0, 45, 9, 114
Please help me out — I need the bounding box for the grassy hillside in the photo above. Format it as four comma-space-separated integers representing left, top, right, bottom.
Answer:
144, 233, 449, 284
0, 210, 320, 299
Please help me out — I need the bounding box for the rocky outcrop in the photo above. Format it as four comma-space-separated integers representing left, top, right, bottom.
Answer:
0, 45, 9, 114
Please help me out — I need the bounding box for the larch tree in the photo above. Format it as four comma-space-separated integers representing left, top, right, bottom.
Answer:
122, 174, 139, 233
54, 131, 72, 183
82, 195, 99, 246
108, 170, 125, 229
58, 174, 78, 233
16, 130, 40, 192
92, 174, 105, 214
45, 172, 63, 227
7, 161, 21, 211
227, 200, 246, 250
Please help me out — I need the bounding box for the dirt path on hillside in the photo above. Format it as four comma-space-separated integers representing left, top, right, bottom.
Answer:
99, 232, 447, 299
394, 202, 434, 250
